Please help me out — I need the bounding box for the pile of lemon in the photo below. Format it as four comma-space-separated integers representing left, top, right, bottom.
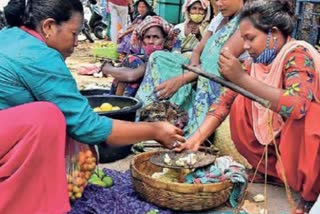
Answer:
93, 102, 121, 112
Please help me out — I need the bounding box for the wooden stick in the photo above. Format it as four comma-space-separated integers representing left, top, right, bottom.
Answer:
182, 64, 271, 108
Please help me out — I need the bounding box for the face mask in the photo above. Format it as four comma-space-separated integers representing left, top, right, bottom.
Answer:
253, 31, 278, 65
142, 44, 164, 56
189, 14, 205, 23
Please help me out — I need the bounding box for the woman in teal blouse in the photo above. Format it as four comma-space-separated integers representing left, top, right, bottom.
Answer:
0, 0, 184, 213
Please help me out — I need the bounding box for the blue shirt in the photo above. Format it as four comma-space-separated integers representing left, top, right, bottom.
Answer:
0, 27, 112, 144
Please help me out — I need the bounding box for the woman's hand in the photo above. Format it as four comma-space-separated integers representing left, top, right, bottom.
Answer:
117, 34, 124, 43
174, 135, 204, 152
154, 122, 186, 149
218, 47, 247, 83
154, 77, 183, 100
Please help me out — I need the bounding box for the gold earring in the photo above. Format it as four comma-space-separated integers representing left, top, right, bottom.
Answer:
45, 34, 50, 39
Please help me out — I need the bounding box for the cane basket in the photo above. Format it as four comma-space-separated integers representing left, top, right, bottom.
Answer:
130, 151, 233, 211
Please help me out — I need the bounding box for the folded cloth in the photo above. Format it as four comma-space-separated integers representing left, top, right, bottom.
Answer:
70, 168, 173, 214
77, 64, 100, 75
185, 156, 248, 208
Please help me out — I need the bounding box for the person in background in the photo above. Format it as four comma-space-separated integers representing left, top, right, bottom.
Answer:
117, 0, 156, 56
135, 0, 246, 137
108, 0, 132, 42
0, 1, 184, 213
174, 0, 211, 54
179, 0, 320, 213
102, 15, 175, 97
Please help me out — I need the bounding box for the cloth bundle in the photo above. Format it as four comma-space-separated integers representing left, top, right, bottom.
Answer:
185, 156, 248, 208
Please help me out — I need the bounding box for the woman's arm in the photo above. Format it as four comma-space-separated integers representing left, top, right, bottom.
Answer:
23, 38, 185, 148
274, 47, 315, 119
218, 46, 315, 115
154, 31, 213, 99
177, 86, 238, 151
119, 26, 135, 38
176, 115, 221, 151
102, 63, 146, 82
219, 48, 281, 110
222, 29, 245, 59
107, 120, 185, 149
189, 31, 212, 66
180, 28, 244, 86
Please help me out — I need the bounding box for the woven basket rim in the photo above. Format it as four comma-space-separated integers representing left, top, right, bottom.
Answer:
130, 151, 232, 194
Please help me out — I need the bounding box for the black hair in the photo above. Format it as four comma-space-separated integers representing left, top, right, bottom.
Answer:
0, 10, 7, 30
4, 0, 83, 29
133, 0, 156, 20
239, 0, 294, 37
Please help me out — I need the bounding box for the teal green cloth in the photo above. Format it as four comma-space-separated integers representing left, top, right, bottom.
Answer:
135, 14, 240, 136
185, 156, 248, 208
0, 27, 112, 144
186, 14, 240, 135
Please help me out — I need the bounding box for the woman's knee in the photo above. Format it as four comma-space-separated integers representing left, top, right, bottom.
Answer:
31, 102, 66, 129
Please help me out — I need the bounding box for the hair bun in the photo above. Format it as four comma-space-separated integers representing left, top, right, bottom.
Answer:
278, 0, 294, 16
4, 0, 26, 27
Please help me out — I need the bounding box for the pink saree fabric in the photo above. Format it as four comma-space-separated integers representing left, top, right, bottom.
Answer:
0, 102, 70, 213
251, 39, 320, 145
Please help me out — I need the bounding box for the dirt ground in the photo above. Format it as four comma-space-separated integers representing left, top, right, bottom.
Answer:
68, 40, 299, 214
66, 38, 113, 90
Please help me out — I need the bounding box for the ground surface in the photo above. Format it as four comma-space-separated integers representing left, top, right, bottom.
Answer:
69, 40, 299, 214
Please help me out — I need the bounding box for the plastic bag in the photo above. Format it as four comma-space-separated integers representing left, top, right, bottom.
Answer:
65, 138, 97, 201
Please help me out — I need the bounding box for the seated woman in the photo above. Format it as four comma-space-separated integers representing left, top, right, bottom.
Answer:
174, 0, 211, 54
0, 1, 184, 213
135, 0, 246, 136
117, 0, 155, 56
102, 15, 175, 97
180, 0, 320, 213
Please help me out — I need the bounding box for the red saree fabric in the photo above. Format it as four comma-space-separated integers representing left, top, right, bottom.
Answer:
0, 102, 70, 213
230, 96, 320, 201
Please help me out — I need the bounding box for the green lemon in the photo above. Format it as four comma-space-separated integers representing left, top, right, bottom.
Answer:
88, 173, 99, 183
93, 107, 102, 112
111, 106, 121, 111
90, 179, 107, 187
102, 176, 113, 187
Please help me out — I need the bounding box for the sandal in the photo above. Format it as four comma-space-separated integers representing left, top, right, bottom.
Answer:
246, 169, 284, 187
296, 198, 315, 214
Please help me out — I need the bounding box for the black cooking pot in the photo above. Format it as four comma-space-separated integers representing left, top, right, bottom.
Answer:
86, 95, 142, 121
80, 89, 110, 96
85, 95, 142, 163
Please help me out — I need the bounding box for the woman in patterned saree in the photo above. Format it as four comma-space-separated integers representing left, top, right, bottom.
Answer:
135, 0, 246, 136
174, 0, 211, 54
117, 0, 155, 56
102, 16, 176, 97
180, 0, 320, 213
